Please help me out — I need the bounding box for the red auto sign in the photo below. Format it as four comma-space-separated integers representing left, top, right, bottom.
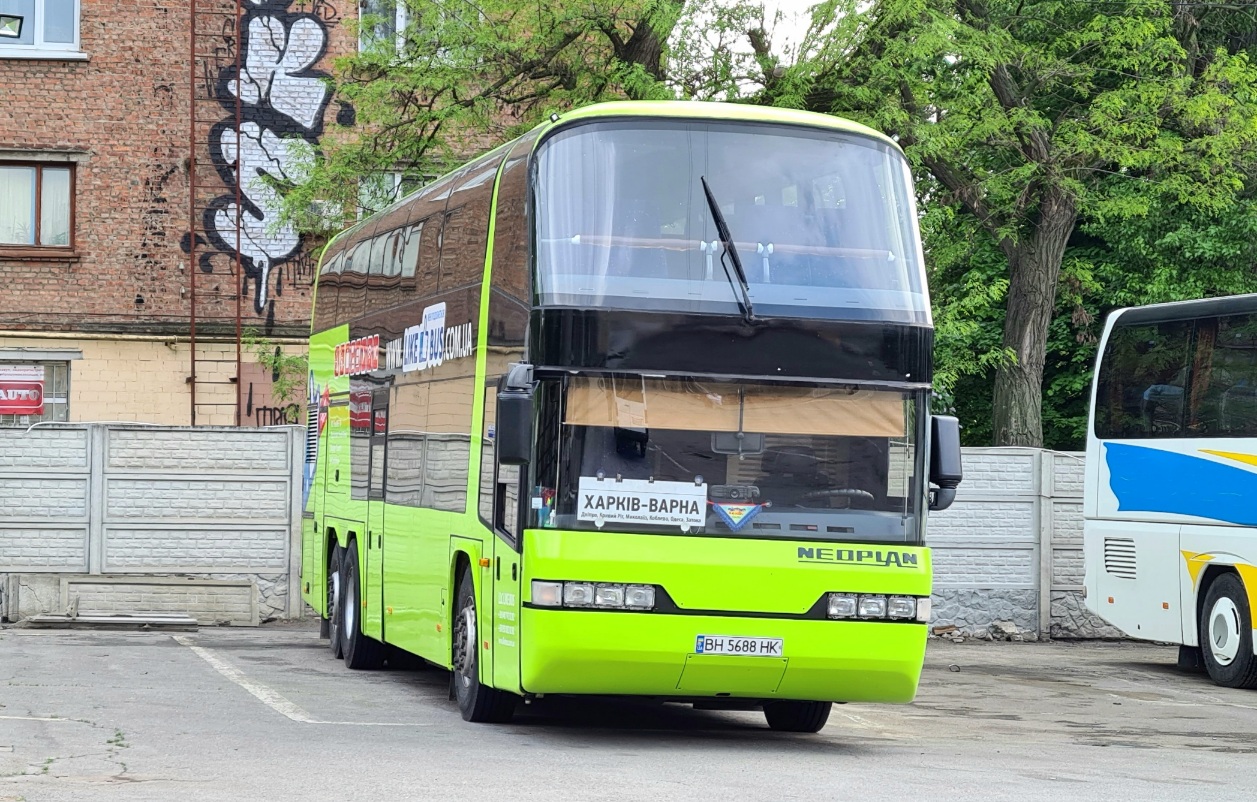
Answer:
0, 381, 44, 414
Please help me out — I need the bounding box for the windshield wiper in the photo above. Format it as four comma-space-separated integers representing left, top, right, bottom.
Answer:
700, 176, 755, 323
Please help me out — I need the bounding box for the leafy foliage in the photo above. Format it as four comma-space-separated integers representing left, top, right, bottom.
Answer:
242, 328, 308, 411
281, 0, 1257, 450
787, 0, 1257, 446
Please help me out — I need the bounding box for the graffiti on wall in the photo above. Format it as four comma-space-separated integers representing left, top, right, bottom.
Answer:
192, 0, 335, 315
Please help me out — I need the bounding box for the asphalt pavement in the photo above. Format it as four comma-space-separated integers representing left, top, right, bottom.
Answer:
1, 624, 1255, 801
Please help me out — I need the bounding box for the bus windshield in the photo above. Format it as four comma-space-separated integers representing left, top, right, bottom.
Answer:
534, 120, 929, 323
543, 376, 923, 543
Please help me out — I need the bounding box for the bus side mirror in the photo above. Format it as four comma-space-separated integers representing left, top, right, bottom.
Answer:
929, 415, 962, 512
497, 364, 535, 466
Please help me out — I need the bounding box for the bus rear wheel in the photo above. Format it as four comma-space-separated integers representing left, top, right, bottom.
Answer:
1201, 573, 1257, 689
452, 566, 516, 723
340, 540, 386, 670
327, 545, 344, 659
763, 701, 832, 733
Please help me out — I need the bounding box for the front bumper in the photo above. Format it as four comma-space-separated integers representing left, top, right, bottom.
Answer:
519, 607, 926, 703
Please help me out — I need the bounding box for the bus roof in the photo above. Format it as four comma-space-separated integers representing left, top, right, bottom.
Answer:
547, 101, 900, 151
1111, 293, 1257, 326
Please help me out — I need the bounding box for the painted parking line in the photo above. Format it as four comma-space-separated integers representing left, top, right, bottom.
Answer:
173, 636, 433, 727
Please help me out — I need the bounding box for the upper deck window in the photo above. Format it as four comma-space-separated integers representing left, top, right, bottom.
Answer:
534, 120, 929, 323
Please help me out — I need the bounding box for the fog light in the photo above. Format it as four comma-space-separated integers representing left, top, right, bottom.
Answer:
827, 592, 858, 619
531, 580, 563, 607
595, 584, 626, 607
915, 597, 932, 622
858, 595, 887, 619
625, 585, 655, 609
563, 582, 595, 607
887, 596, 916, 620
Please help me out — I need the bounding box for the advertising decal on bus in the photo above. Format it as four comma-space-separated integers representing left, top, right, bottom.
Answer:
384, 302, 475, 373
334, 335, 380, 376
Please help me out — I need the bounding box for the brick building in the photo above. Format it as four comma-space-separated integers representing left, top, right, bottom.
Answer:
0, 0, 356, 426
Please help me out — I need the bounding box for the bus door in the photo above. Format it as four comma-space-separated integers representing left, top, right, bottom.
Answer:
484, 383, 525, 691
365, 387, 389, 641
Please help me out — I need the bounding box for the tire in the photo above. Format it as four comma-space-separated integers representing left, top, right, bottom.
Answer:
340, 540, 386, 670
452, 566, 516, 723
763, 701, 832, 733
327, 545, 344, 659
1200, 573, 1257, 689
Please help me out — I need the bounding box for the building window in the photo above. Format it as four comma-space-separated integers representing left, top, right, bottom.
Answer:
0, 361, 69, 426
0, 162, 74, 248
359, 0, 406, 53
0, 0, 81, 55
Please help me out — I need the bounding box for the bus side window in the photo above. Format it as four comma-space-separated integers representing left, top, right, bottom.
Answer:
440, 153, 507, 292
400, 222, 422, 279
1190, 314, 1257, 436
1095, 320, 1192, 438
312, 251, 343, 333
490, 135, 537, 304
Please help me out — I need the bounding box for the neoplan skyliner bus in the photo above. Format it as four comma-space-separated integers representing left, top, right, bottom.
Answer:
302, 101, 963, 731
1085, 295, 1257, 689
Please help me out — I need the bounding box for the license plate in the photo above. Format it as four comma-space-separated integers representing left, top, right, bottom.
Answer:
694, 635, 783, 657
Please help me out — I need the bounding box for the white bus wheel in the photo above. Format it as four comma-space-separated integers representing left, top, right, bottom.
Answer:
1200, 573, 1257, 689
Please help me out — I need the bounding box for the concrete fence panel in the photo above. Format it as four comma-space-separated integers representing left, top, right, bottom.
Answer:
0, 424, 303, 625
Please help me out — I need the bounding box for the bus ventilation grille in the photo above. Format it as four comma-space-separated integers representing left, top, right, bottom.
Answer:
1103, 538, 1137, 579
305, 405, 319, 463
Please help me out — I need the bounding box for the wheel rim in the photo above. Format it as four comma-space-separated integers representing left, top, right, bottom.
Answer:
453, 600, 476, 692
344, 567, 357, 639
1209, 596, 1242, 666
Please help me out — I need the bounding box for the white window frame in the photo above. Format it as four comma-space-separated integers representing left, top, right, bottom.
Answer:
0, 0, 86, 60
358, 0, 407, 54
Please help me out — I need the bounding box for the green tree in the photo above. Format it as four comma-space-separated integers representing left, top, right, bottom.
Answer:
283, 0, 694, 228
792, 0, 1257, 445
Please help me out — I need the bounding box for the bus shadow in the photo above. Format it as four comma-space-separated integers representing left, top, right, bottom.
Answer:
385, 666, 878, 751
511, 696, 874, 752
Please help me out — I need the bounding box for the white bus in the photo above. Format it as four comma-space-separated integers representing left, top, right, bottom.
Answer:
1085, 294, 1257, 689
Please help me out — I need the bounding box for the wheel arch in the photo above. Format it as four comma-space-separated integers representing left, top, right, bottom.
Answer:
1196, 564, 1241, 635
451, 550, 473, 610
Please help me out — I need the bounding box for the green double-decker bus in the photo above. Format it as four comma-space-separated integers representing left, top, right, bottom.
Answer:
301, 101, 962, 731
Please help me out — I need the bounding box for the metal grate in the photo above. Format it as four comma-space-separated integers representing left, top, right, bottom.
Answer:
305, 404, 319, 463
1104, 537, 1137, 579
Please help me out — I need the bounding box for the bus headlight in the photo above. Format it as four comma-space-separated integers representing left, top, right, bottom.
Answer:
563, 582, 595, 607
624, 585, 655, 609
858, 595, 888, 619
531, 580, 657, 611
595, 584, 625, 607
531, 581, 563, 607
887, 596, 917, 620
826, 593, 858, 619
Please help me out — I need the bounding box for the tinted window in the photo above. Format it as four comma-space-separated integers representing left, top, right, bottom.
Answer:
1095, 320, 1192, 438
1187, 315, 1257, 437
401, 223, 421, 278
368, 234, 387, 276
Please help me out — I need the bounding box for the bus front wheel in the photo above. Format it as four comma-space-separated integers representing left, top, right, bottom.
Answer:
452, 566, 516, 723
1201, 573, 1257, 689
763, 700, 832, 733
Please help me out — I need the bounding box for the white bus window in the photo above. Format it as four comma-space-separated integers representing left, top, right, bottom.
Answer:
1095, 320, 1192, 438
